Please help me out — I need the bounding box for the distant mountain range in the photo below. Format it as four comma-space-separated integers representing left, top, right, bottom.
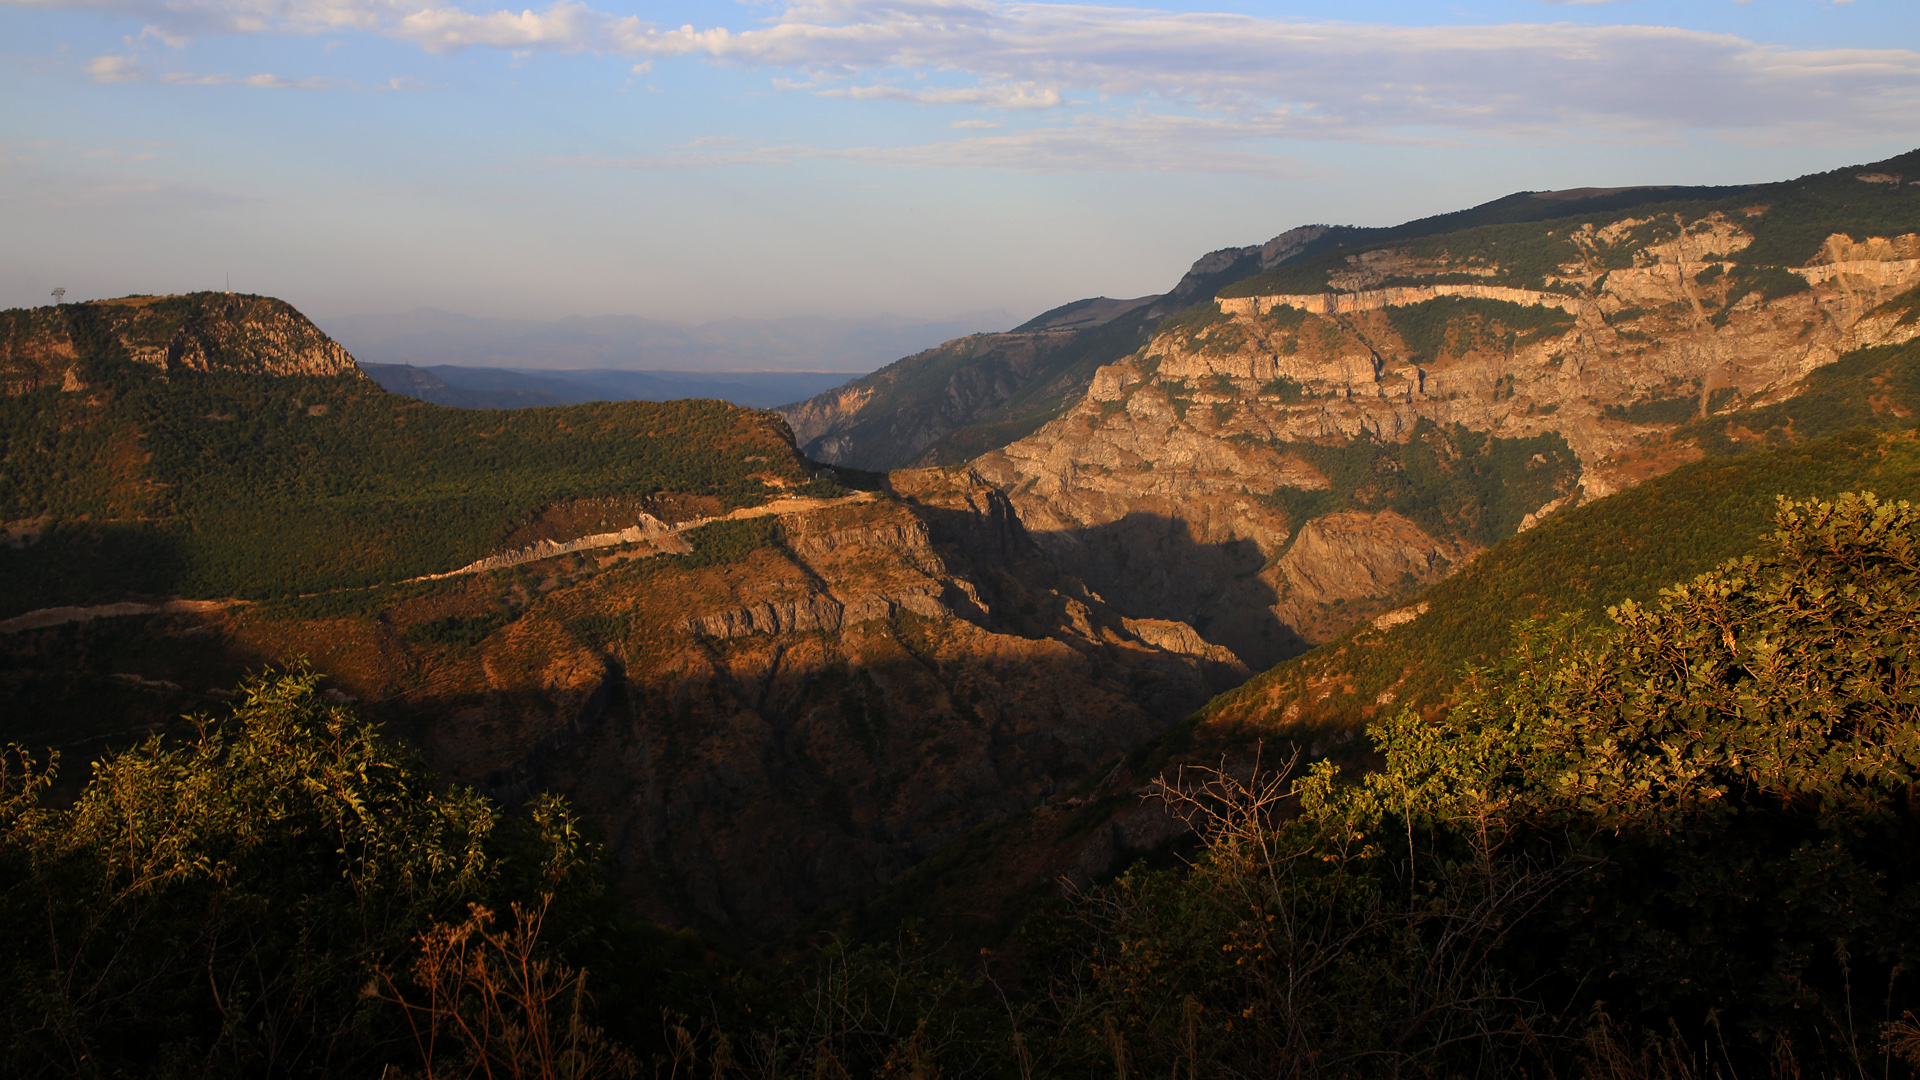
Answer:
357, 362, 859, 410
320, 307, 1011, 375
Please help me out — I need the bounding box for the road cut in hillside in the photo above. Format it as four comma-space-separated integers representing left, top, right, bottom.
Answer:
0, 492, 879, 634
420, 490, 877, 578
0, 599, 239, 634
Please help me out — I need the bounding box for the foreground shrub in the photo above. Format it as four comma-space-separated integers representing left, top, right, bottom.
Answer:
0, 668, 607, 1078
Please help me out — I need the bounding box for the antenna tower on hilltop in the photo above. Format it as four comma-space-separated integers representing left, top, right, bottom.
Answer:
51, 288, 66, 305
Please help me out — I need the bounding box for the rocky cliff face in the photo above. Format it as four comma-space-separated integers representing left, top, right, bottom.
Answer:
10, 475, 1243, 938
0, 293, 360, 394
774, 232, 1358, 472
974, 210, 1920, 669
773, 183, 1775, 475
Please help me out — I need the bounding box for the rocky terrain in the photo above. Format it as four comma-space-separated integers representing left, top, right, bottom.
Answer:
1, 469, 1244, 936
774, 233, 1341, 471
975, 200, 1920, 667
5, 151, 1919, 951
775, 186, 1748, 473
0, 292, 359, 394
0, 291, 1250, 935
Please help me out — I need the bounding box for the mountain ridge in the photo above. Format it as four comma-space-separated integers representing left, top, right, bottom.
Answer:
5, 146, 1920, 952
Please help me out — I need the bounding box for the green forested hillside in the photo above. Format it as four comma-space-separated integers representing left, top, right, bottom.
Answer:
0, 309, 807, 615
1218, 149, 1920, 302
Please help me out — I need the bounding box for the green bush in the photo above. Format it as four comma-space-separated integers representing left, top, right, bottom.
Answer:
1301, 492, 1920, 1052
0, 669, 614, 1077
1604, 391, 1699, 425
1258, 376, 1305, 403
1037, 493, 1920, 1079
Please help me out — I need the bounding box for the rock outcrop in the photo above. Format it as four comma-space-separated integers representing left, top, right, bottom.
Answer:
1, 292, 361, 394
775, 226, 1357, 472
975, 214, 1920, 668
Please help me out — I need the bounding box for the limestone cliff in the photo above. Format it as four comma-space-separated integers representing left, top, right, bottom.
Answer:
775, 232, 1353, 471
776, 181, 1772, 474
0, 292, 361, 394
976, 203, 1920, 668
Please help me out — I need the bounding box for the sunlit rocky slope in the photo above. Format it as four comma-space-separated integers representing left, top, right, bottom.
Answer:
794, 151, 1920, 672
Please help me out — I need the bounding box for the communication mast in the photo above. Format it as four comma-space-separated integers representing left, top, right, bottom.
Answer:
51, 288, 65, 305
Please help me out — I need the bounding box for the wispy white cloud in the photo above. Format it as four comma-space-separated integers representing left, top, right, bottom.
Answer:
84, 49, 349, 85
162, 69, 339, 86
31, 0, 1920, 173
122, 23, 191, 48
86, 53, 342, 86
819, 80, 1062, 109
85, 54, 144, 81
30, 0, 1920, 141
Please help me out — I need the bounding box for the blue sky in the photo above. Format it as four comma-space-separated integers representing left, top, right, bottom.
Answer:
4, 0, 1916, 331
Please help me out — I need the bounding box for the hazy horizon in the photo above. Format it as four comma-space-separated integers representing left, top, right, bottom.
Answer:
321, 305, 1018, 374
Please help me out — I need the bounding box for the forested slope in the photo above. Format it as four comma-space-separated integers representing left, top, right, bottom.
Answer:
0, 295, 811, 615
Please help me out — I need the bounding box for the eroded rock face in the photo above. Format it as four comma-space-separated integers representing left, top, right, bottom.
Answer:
774, 227, 1350, 472
153, 479, 1243, 938
0, 293, 360, 394
977, 221, 1920, 666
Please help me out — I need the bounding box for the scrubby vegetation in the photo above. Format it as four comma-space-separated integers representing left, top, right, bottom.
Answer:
1382, 296, 1576, 363
1604, 380, 1701, 425
1044, 492, 1920, 1078
1259, 419, 1580, 548
707, 492, 1920, 1080
1217, 427, 1920, 747
0, 668, 710, 1078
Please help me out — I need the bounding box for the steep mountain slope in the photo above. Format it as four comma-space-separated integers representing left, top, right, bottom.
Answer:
971, 152, 1920, 670
779, 310, 1149, 471
777, 185, 1751, 474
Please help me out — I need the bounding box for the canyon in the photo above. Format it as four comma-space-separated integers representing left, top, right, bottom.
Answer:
4, 150, 1920, 947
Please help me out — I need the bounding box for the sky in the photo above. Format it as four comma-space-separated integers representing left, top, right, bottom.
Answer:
4, 0, 1918, 333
